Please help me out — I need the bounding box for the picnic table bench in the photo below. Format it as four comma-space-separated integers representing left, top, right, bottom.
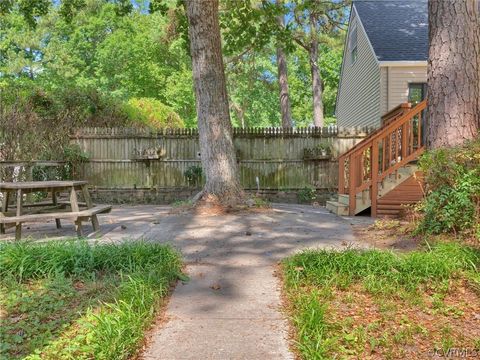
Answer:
0, 181, 111, 240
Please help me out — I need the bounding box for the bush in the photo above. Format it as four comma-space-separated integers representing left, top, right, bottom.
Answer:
123, 98, 184, 129
62, 144, 90, 179
184, 165, 203, 186
298, 186, 317, 203
416, 138, 480, 237
0, 84, 129, 163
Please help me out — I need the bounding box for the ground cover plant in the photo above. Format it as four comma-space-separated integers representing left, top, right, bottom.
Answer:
0, 240, 182, 360
282, 242, 480, 359
416, 138, 480, 241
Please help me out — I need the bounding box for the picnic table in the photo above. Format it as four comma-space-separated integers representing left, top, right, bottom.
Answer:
0, 181, 111, 240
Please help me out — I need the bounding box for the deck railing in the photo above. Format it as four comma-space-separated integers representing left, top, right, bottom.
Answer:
381, 102, 412, 126
338, 100, 426, 216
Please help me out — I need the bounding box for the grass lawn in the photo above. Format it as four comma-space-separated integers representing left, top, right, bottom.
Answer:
282, 242, 480, 359
0, 240, 182, 360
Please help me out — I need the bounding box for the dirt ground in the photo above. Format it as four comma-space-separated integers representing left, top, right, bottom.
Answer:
351, 218, 424, 251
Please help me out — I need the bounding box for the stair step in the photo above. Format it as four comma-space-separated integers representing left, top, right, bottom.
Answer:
377, 209, 403, 215
326, 201, 349, 216
377, 204, 411, 210
331, 165, 422, 218
338, 194, 349, 206
377, 200, 420, 205
379, 166, 419, 197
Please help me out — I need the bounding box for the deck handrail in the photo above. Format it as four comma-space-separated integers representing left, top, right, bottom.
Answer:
338, 103, 413, 161
381, 103, 412, 124
338, 99, 426, 216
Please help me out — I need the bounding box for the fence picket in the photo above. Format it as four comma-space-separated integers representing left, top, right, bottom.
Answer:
1, 127, 368, 190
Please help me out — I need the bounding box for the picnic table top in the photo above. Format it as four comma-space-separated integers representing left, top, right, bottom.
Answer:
0, 181, 88, 190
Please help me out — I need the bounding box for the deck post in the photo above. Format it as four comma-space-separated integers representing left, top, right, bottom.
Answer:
348, 153, 356, 216
371, 141, 379, 217
338, 156, 345, 194
401, 123, 408, 159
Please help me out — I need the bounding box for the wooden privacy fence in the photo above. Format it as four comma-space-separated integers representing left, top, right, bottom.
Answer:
70, 126, 369, 192
0, 161, 67, 183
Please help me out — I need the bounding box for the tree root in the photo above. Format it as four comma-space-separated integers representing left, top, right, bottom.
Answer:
189, 189, 270, 215
190, 189, 205, 205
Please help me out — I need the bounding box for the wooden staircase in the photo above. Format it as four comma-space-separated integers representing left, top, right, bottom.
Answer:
327, 100, 426, 217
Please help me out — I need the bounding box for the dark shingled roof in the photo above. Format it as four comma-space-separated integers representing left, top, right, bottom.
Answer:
354, 0, 428, 61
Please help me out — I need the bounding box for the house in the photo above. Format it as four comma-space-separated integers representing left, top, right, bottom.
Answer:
327, 0, 429, 218
336, 0, 428, 129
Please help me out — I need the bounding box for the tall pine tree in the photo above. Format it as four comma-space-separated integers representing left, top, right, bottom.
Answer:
427, 0, 480, 148
186, 0, 243, 203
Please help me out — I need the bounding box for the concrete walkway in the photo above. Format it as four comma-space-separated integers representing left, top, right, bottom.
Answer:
140, 204, 360, 360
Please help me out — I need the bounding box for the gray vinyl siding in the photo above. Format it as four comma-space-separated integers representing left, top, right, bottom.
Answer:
336, 7, 381, 129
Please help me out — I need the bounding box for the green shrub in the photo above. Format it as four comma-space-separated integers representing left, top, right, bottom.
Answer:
416, 138, 480, 237
298, 186, 317, 203
184, 165, 203, 186
123, 97, 184, 129
0, 84, 130, 165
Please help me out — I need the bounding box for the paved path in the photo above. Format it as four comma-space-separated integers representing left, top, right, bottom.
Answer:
141, 204, 360, 360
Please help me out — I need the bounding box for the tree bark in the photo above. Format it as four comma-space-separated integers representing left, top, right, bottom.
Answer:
277, 46, 293, 127
309, 19, 324, 127
276, 4, 293, 128
185, 0, 243, 200
427, 0, 480, 148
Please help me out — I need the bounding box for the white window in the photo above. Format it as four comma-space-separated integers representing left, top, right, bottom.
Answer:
349, 24, 358, 64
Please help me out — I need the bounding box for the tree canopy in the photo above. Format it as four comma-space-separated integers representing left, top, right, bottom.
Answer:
0, 0, 346, 131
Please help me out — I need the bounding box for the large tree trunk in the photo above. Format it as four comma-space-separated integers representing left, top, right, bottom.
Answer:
309, 20, 324, 127
427, 0, 480, 148
276, 3, 293, 128
277, 46, 293, 127
186, 0, 243, 201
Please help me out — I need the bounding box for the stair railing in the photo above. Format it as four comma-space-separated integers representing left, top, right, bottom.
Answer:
338, 100, 426, 216
381, 102, 412, 126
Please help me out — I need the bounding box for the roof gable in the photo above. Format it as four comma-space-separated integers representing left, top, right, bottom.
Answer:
353, 0, 428, 62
